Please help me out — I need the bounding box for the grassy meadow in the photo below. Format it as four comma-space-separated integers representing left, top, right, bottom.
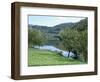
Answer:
28, 48, 84, 66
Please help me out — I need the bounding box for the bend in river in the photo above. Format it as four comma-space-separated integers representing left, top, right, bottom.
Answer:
34, 45, 75, 57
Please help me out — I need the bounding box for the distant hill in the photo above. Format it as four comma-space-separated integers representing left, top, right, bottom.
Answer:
28, 18, 87, 46
72, 18, 87, 31
29, 22, 74, 34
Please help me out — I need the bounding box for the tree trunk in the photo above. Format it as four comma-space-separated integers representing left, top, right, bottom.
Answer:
68, 51, 70, 58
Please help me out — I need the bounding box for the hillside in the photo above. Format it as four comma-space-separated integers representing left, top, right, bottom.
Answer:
28, 18, 87, 47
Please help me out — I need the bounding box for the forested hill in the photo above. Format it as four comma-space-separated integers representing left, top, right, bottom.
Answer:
28, 18, 87, 46
29, 22, 74, 34
71, 18, 87, 31
29, 18, 87, 33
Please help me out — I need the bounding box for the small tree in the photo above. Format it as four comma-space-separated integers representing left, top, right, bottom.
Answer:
28, 28, 46, 47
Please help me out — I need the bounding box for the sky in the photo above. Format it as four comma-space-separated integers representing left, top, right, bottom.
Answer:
28, 15, 85, 27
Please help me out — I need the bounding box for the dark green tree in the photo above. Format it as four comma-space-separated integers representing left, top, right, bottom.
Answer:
59, 28, 87, 62
28, 28, 46, 47
59, 28, 78, 57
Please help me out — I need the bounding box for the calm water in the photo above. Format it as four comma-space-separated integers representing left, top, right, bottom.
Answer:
34, 45, 74, 57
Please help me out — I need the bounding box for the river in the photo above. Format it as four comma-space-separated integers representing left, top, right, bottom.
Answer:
34, 45, 75, 57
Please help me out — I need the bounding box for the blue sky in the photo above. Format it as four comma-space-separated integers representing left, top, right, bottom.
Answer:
28, 15, 85, 27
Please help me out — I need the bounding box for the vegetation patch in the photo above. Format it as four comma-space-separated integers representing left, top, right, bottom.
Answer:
28, 48, 84, 66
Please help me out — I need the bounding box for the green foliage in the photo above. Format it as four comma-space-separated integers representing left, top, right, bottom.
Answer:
60, 28, 78, 50
28, 48, 84, 66
28, 28, 46, 47
72, 18, 88, 31
59, 28, 87, 62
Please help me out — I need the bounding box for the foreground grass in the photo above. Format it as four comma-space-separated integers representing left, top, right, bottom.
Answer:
28, 48, 84, 66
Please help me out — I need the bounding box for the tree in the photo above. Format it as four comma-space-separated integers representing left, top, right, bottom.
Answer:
28, 28, 46, 47
76, 30, 87, 62
59, 28, 78, 57
59, 28, 87, 62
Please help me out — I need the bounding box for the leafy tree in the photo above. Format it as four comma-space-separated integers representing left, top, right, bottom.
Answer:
59, 28, 78, 57
59, 28, 87, 62
77, 30, 87, 62
28, 28, 46, 47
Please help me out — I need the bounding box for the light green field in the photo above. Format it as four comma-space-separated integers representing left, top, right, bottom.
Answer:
28, 48, 84, 66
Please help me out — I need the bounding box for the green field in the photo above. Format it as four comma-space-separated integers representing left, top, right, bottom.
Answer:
28, 48, 84, 66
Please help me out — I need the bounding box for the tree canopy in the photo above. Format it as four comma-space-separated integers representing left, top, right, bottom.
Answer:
28, 28, 46, 47
59, 19, 87, 62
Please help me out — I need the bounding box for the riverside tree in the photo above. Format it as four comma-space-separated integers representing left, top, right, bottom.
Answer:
28, 28, 46, 47
59, 28, 87, 62
59, 28, 79, 57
